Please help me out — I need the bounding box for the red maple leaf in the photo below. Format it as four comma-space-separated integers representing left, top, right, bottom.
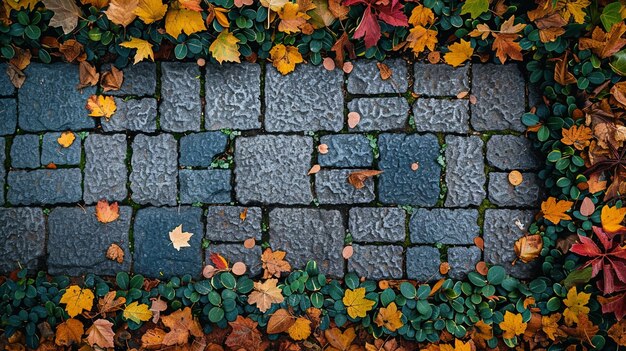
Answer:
343, 0, 408, 48
599, 292, 626, 321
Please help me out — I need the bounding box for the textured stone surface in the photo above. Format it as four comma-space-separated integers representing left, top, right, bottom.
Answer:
41, 132, 81, 166
205, 63, 261, 130
445, 136, 486, 207
410, 209, 478, 244
235, 135, 313, 204
378, 133, 441, 205
406, 246, 441, 281
179, 132, 228, 167
160, 62, 201, 132
349, 207, 406, 242
270, 208, 344, 276
413, 99, 469, 133
0, 99, 17, 135
414, 63, 469, 96
0, 138, 4, 204
84, 134, 127, 203
47, 207, 132, 276
318, 134, 373, 167
11, 134, 39, 169
205, 206, 262, 241
347, 98, 409, 132
106, 62, 156, 96
315, 169, 375, 204
0, 208, 45, 273
0, 63, 14, 96
131, 134, 177, 205
179, 169, 231, 204
101, 98, 157, 132
487, 135, 541, 170
488, 172, 541, 207
347, 59, 408, 94
265, 65, 343, 132
8, 169, 82, 205
471, 64, 525, 131
448, 247, 481, 280
207, 244, 262, 277
348, 245, 403, 279
134, 207, 203, 278
19, 63, 95, 131
484, 210, 539, 279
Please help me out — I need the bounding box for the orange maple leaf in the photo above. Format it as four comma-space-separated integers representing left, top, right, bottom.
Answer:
561, 125, 593, 150
541, 197, 574, 225
600, 205, 626, 235
261, 248, 292, 279
95, 199, 120, 223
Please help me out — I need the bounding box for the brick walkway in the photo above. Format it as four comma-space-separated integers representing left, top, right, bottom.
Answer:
0, 60, 542, 281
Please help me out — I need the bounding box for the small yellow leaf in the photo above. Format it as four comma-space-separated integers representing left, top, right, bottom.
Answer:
55, 318, 84, 346
560, 0, 590, 24
123, 301, 153, 324
408, 4, 434, 26
209, 30, 241, 64
541, 197, 574, 225
60, 285, 94, 317
287, 317, 311, 341
499, 311, 527, 339
134, 0, 167, 24
561, 125, 593, 150
542, 313, 564, 341
444, 39, 474, 67
120, 37, 155, 64
343, 287, 375, 319
165, 6, 206, 38
374, 302, 403, 332
270, 44, 303, 75
563, 286, 590, 326
278, 2, 308, 33
57, 131, 75, 148
86, 95, 117, 118
600, 205, 626, 234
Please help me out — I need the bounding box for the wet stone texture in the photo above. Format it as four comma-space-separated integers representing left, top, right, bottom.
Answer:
5, 61, 541, 281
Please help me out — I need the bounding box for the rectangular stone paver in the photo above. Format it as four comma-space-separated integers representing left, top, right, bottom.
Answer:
84, 134, 127, 204
406, 246, 441, 281
349, 207, 406, 243
318, 134, 373, 168
348, 245, 403, 279
413, 99, 469, 133
347, 59, 408, 94
315, 169, 375, 204
159, 62, 201, 132
447, 247, 481, 280
487, 135, 541, 170
414, 63, 469, 96
205, 206, 262, 241
444, 136, 486, 207
8, 169, 82, 205
410, 208, 478, 245
41, 132, 81, 166
179, 132, 227, 167
11, 134, 39, 169
130, 134, 177, 206
347, 98, 409, 132
0, 208, 45, 273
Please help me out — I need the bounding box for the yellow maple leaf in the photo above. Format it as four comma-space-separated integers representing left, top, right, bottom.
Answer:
559, 0, 590, 24
440, 339, 472, 351
60, 285, 94, 317
55, 318, 84, 346
406, 25, 438, 55
209, 30, 241, 64
57, 131, 75, 148
563, 286, 591, 325
561, 125, 593, 150
278, 2, 309, 34
86, 95, 117, 118
444, 39, 473, 67
408, 4, 435, 26
270, 44, 304, 75
165, 5, 206, 38
287, 317, 311, 341
542, 313, 564, 341
343, 287, 375, 319
499, 311, 527, 339
123, 301, 153, 324
374, 302, 403, 332
541, 197, 574, 225
248, 278, 284, 313
600, 205, 626, 234
120, 37, 154, 64
134, 0, 167, 24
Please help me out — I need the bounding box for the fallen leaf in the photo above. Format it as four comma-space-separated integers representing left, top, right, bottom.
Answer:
149, 297, 167, 324
406, 25, 438, 56
580, 197, 596, 217
560, 0, 591, 24
324, 327, 358, 351
209, 30, 241, 64
270, 44, 304, 75
260, 0, 288, 11
6, 64, 26, 89
508, 170, 523, 186
561, 125, 592, 150
499, 311, 527, 339
278, 2, 309, 33
106, 243, 124, 263
607, 318, 626, 347
318, 144, 329, 154
248, 278, 284, 313
169, 225, 193, 251
226, 316, 266, 351
98, 291, 125, 317
444, 39, 473, 67
428, 51, 440, 63
123, 301, 152, 324
180, 0, 202, 11
134, 0, 167, 24
59, 39, 85, 63
323, 57, 336, 70
100, 67, 124, 92
95, 199, 120, 223
142, 328, 166, 349
243, 237, 256, 249
165, 5, 206, 38
456, 91, 469, 99
554, 52, 577, 85
542, 313, 564, 341
474, 237, 484, 250
374, 302, 403, 332
439, 262, 450, 275
161, 307, 204, 346
541, 197, 574, 225
342, 245, 353, 259
86, 319, 115, 348
232, 261, 247, 275
43, 0, 81, 34
203, 265, 217, 278
409, 4, 435, 26
377, 62, 392, 80
469, 94, 477, 104
347, 170, 382, 189
81, 0, 110, 8
60, 285, 94, 317
460, 0, 488, 18
343, 287, 375, 319
267, 308, 295, 334
77, 61, 99, 89
563, 286, 591, 325
514, 234, 543, 263
475, 261, 488, 275
288, 317, 311, 341
240, 208, 248, 221
105, 0, 138, 26
262, 248, 292, 279
347, 111, 360, 128
343, 62, 354, 73
600, 204, 626, 235
57, 131, 75, 148
411, 162, 419, 171
55, 318, 84, 346
120, 37, 155, 64
10, 47, 31, 71
86, 95, 117, 118
308, 164, 321, 175
209, 252, 229, 270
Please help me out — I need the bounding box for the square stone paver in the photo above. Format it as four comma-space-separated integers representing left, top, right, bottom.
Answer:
41, 132, 81, 166
406, 246, 441, 281
179, 169, 231, 204
0, 208, 46, 273
413, 63, 469, 96
349, 207, 406, 243
179, 132, 228, 167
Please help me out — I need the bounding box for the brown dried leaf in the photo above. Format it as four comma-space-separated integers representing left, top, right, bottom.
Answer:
161, 307, 204, 346
106, 243, 124, 263
6, 63, 25, 89
232, 261, 247, 276
476, 261, 488, 275
318, 144, 329, 154
323, 57, 335, 71
580, 197, 595, 217
55, 318, 84, 346
100, 66, 124, 92
439, 262, 450, 275
59, 39, 84, 63
514, 234, 543, 263
98, 291, 126, 317
96, 199, 120, 223
342, 61, 354, 74
308, 164, 321, 175
377, 62, 392, 80
261, 248, 291, 279
474, 237, 484, 250
10, 47, 31, 71
226, 316, 267, 351
243, 237, 256, 249
105, 0, 139, 27
508, 170, 523, 186
347, 170, 383, 189
86, 319, 115, 348
149, 297, 167, 324
78, 61, 99, 89
267, 308, 295, 334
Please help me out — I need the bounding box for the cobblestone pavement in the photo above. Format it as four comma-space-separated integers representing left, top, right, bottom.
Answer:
0, 60, 542, 281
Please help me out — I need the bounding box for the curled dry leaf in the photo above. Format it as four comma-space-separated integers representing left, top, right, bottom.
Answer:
95, 199, 120, 223
439, 262, 450, 275
10, 47, 31, 71
508, 170, 523, 186
169, 225, 193, 251
243, 237, 256, 249
55, 318, 84, 346
57, 131, 75, 148
580, 197, 595, 217
149, 297, 167, 324
476, 261, 488, 275
469, 94, 477, 104
342, 61, 354, 73
43, 0, 81, 34
161, 307, 204, 346
347, 170, 383, 189
59, 39, 85, 63
98, 291, 126, 317
197, 58, 206, 66
86, 319, 115, 349
323, 57, 336, 70
240, 207, 248, 221
342, 245, 354, 259
6, 63, 26, 89
210, 252, 229, 270
514, 234, 543, 263
46, 163, 57, 169
376, 62, 392, 80
106, 243, 124, 263
231, 261, 247, 276
77, 61, 99, 89
308, 164, 321, 175
100, 66, 124, 92
318, 144, 329, 154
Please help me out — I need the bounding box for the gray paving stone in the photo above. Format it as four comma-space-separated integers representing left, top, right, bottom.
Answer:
378, 133, 441, 205
0, 138, 4, 204
106, 62, 156, 96
41, 132, 81, 166
347, 245, 403, 279
179, 169, 231, 204
19, 63, 95, 131
47, 206, 132, 276
130, 134, 177, 206
487, 135, 541, 170
101, 98, 157, 132
207, 244, 262, 277
484, 209, 539, 279
318, 134, 373, 168
0, 208, 45, 273
447, 247, 481, 280
406, 246, 441, 281
413, 99, 469, 133
315, 169, 375, 204
159, 62, 201, 132
349, 207, 406, 242
8, 169, 82, 205
0, 63, 15, 96
413, 63, 469, 96
347, 59, 408, 94
134, 207, 204, 278
205, 206, 262, 241
265, 65, 343, 132
205, 63, 261, 130
179, 132, 227, 167
270, 208, 344, 277
235, 135, 313, 205
488, 172, 541, 207
445, 136, 486, 207
347, 98, 409, 132
10, 134, 39, 169
410, 208, 478, 245
471, 64, 525, 131
84, 134, 127, 203
0, 99, 17, 135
